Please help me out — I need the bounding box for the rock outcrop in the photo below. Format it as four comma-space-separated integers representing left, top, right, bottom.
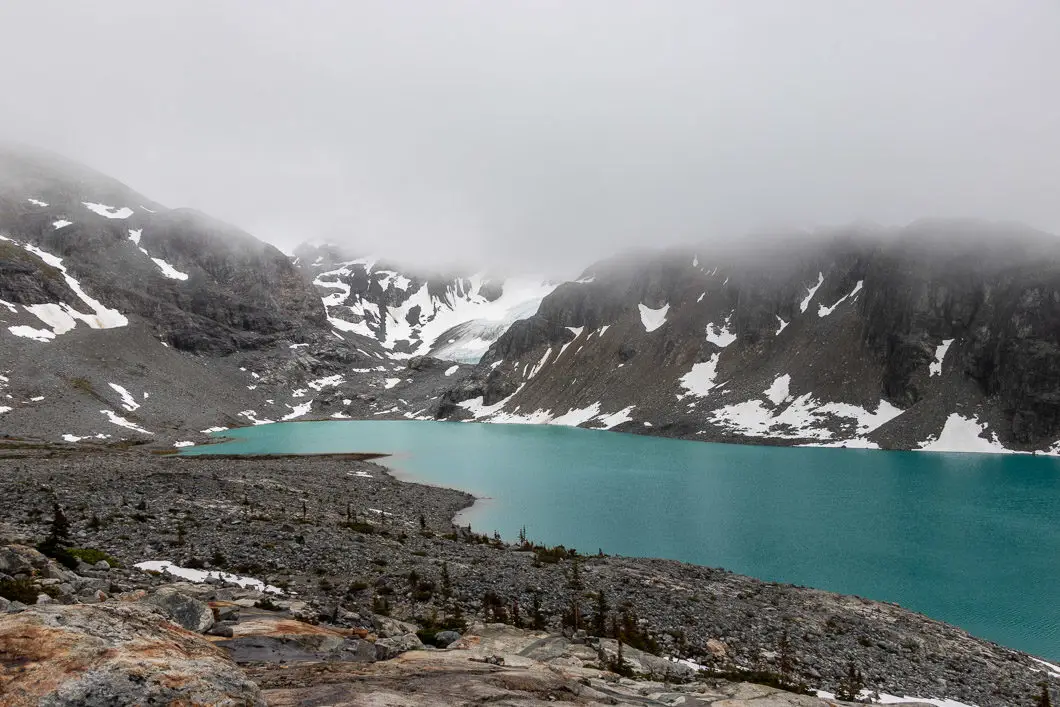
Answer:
0, 603, 264, 706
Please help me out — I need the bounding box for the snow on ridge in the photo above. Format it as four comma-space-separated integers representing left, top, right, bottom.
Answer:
818, 280, 864, 318
82, 201, 134, 219
151, 257, 189, 280
314, 263, 554, 363
108, 383, 140, 412
1, 238, 128, 340
638, 303, 669, 333
930, 339, 955, 377
799, 272, 824, 313
679, 353, 721, 398
918, 413, 1012, 454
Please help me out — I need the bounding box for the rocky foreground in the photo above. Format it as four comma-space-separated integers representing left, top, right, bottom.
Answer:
1, 445, 1057, 706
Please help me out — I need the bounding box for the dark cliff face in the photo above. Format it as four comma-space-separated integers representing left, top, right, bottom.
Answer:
437, 221, 1060, 451
0, 145, 327, 353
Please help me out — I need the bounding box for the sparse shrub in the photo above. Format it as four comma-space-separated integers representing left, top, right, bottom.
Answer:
66, 547, 120, 568
0, 577, 55, 603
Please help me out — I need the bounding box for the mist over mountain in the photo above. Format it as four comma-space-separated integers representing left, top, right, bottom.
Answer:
1, 1, 1059, 271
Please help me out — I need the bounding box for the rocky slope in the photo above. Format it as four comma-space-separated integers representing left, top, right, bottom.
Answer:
0, 146, 475, 443
436, 221, 1060, 453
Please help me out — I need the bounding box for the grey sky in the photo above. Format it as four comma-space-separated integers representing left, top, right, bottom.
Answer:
1, 1, 1058, 273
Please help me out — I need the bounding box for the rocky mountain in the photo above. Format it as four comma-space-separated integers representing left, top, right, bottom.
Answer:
5, 146, 1060, 457
293, 241, 556, 362
0, 146, 469, 444
436, 221, 1060, 454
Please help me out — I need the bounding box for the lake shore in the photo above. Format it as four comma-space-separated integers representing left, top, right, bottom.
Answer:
1, 445, 1056, 706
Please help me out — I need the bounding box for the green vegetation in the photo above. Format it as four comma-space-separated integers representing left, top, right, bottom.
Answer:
66, 547, 121, 568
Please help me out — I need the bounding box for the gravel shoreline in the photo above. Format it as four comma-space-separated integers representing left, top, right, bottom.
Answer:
1, 446, 1055, 706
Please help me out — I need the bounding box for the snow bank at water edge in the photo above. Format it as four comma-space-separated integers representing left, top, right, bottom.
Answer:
918, 414, 1013, 454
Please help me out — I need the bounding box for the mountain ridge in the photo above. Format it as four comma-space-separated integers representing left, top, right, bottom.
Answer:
3, 148, 1060, 456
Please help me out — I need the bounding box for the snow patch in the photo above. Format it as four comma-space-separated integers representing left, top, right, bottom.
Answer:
238, 410, 275, 425
108, 383, 140, 411
383, 378, 401, 389
713, 395, 904, 443
799, 272, 824, 313
596, 405, 635, 429
281, 401, 313, 420
52, 220, 72, 229
26, 198, 48, 207
764, 374, 791, 406
62, 433, 110, 442
818, 280, 864, 317
100, 409, 151, 435
775, 315, 788, 335
82, 201, 133, 219
8, 325, 56, 342
705, 313, 736, 347
200, 426, 228, 434
930, 339, 955, 377
307, 374, 344, 390
444, 365, 459, 376
638, 303, 669, 333
151, 257, 189, 281
679, 354, 721, 397
4, 240, 128, 336
173, 441, 195, 448
134, 561, 282, 594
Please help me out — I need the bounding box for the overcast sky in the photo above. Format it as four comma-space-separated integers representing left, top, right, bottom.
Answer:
1, 1, 1058, 273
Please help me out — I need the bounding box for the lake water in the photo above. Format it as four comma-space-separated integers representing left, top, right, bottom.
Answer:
183, 420, 1060, 660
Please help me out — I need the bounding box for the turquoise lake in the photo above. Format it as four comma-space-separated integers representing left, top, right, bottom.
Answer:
184, 420, 1060, 660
